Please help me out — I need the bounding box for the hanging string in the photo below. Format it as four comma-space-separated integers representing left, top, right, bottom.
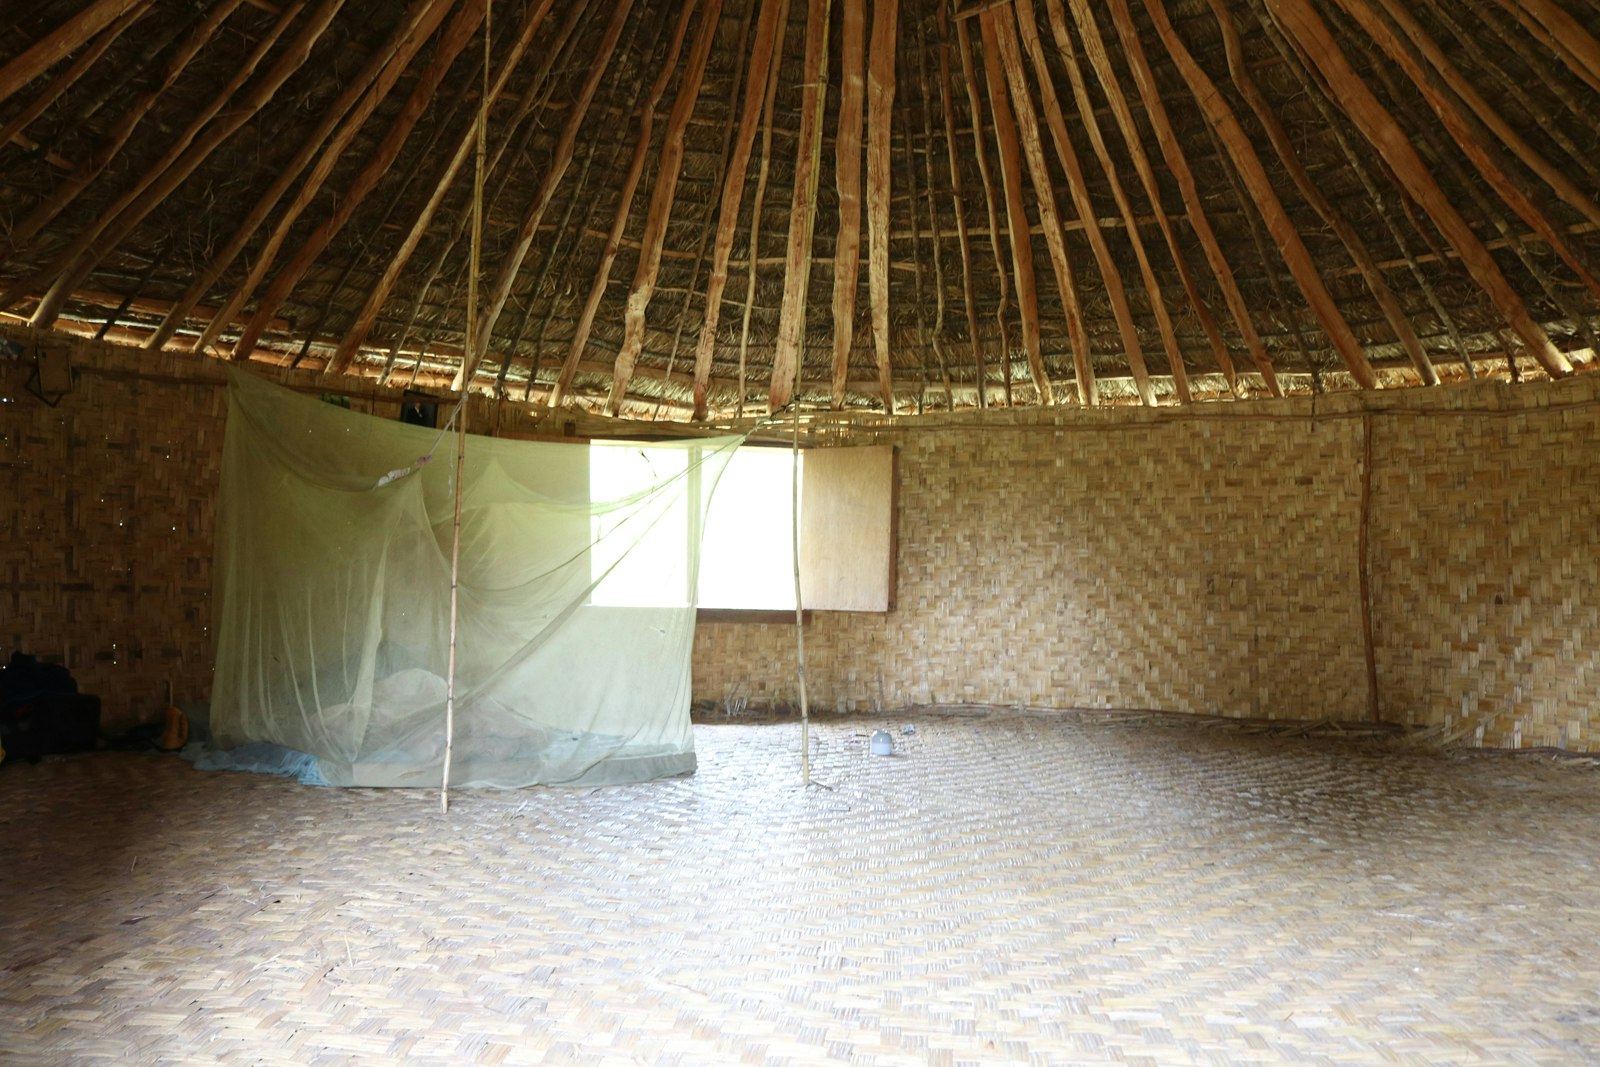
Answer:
790, 405, 811, 786
443, 0, 493, 815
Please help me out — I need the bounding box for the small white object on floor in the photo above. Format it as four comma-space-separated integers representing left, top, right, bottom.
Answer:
870, 730, 894, 756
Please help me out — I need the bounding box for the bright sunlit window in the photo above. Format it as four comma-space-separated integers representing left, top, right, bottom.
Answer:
589, 442, 799, 609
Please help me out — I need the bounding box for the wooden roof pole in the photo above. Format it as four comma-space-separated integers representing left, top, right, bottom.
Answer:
935, 6, 987, 408
548, 2, 700, 408
153, 0, 447, 358
1489, 0, 1600, 95
865, 0, 900, 413
232, 1, 484, 361
914, 16, 954, 410
1203, 0, 1436, 386
10, 1, 242, 253
1033, 0, 1188, 403
1085, 0, 1279, 395
984, 11, 1092, 404
1375, 0, 1600, 234
1141, 0, 1377, 390
1009, 0, 1153, 405
607, 0, 725, 415
1335, 0, 1600, 303
768, 0, 833, 412
461, 0, 638, 389
1246, 0, 1474, 378
736, 0, 791, 417
975, 14, 1054, 405
828, 0, 866, 410
13, 0, 331, 327
0, 3, 145, 170
691, 0, 787, 420
0, 0, 151, 112
1265, 0, 1571, 379
330, 0, 563, 376
954, 15, 1015, 406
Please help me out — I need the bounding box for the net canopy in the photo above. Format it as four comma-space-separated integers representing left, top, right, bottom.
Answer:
211, 368, 741, 787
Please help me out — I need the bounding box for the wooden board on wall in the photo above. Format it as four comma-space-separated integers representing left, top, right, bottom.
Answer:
801, 444, 896, 611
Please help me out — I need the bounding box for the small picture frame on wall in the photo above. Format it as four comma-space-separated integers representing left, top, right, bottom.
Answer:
400, 389, 437, 428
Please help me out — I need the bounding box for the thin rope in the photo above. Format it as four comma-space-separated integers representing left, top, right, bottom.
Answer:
443, 0, 493, 815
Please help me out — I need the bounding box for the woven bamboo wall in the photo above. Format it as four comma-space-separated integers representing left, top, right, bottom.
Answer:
697, 375, 1600, 751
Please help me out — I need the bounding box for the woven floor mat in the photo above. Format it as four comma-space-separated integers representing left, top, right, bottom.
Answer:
3, 712, 1598, 1065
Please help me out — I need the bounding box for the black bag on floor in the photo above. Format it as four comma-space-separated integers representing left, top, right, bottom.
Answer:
1, 652, 100, 761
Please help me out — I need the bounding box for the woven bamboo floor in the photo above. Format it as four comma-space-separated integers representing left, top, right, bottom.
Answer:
3, 711, 1599, 1066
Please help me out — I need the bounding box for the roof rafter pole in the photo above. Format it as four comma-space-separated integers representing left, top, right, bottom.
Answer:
0, 3, 145, 173
954, 13, 1014, 406
9, 0, 243, 254
1035, 0, 1188, 403
692, 0, 787, 419
737, 0, 792, 418
548, 1, 700, 408
866, 0, 900, 412
935, 5, 987, 408
607, 0, 725, 415
0, 0, 152, 111
1245, 0, 1474, 378
461, 0, 639, 390
768, 0, 834, 411
898, 91, 936, 411
154, 0, 446, 359
1010, 0, 1152, 405
1265, 0, 1572, 379
1140, 0, 1377, 390
1332, 0, 1600, 304
830, 0, 867, 410
1378, 0, 1600, 235
332, 0, 566, 377
1078, 0, 1277, 394
1430, 1, 1600, 195
915, 13, 954, 411
232, 0, 486, 362
975, 13, 1054, 405
4, 0, 320, 321
1203, 0, 1436, 386
1490, 0, 1600, 95
1472, 3, 1600, 181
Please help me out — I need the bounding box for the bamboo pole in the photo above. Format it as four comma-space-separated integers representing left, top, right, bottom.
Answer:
346, 0, 569, 379
232, 0, 484, 362
954, 14, 1015, 406
830, 0, 866, 410
0, 0, 152, 112
548, 2, 699, 407
866, 0, 900, 412
935, 6, 987, 408
1489, 0, 1600, 95
1008, 0, 1152, 405
1265, 0, 1572, 379
737, 0, 792, 418
791, 406, 809, 786
692, 0, 788, 419
607, 0, 725, 415
445, 0, 495, 815
1203, 0, 1436, 386
5, 0, 320, 320
1141, 0, 1377, 390
1078, 0, 1278, 394
1359, 414, 1378, 722
976, 15, 1054, 405
159, 0, 447, 358
915, 16, 954, 411
461, 0, 638, 389
769, 0, 834, 411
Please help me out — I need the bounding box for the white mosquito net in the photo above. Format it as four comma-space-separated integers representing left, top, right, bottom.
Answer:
210, 368, 740, 787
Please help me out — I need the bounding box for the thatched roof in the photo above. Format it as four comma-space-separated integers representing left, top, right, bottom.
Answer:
3, 0, 1598, 420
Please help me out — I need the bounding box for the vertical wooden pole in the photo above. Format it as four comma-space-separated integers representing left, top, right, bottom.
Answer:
1359, 414, 1379, 723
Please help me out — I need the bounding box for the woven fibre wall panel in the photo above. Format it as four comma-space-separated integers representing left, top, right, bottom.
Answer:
696, 418, 1370, 721
1370, 407, 1600, 749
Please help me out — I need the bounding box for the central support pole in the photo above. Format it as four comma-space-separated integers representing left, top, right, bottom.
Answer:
791, 405, 810, 785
